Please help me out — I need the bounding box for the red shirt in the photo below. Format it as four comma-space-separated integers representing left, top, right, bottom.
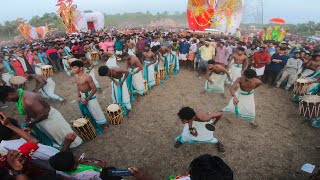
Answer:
45, 49, 57, 56
71, 45, 84, 55
252, 51, 270, 68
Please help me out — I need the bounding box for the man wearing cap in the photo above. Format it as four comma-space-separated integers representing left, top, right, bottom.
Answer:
276, 51, 303, 90
251, 46, 270, 79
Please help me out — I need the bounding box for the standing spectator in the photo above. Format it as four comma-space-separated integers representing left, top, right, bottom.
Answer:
136, 36, 147, 53
150, 37, 160, 48
215, 41, 228, 67
251, 46, 270, 79
115, 36, 124, 57
71, 42, 84, 59
46, 46, 63, 72
99, 39, 108, 52
276, 51, 303, 90
105, 37, 115, 53
179, 38, 191, 66
263, 47, 287, 85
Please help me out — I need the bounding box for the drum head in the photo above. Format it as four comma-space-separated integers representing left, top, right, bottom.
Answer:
41, 65, 53, 69
107, 104, 120, 112
9, 76, 26, 84
301, 95, 320, 103
296, 79, 309, 83
73, 118, 88, 127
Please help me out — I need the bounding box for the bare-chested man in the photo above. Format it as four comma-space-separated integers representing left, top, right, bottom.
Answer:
302, 53, 320, 77
24, 71, 64, 103
126, 40, 136, 56
98, 66, 132, 115
222, 69, 262, 126
0, 86, 82, 148
203, 60, 231, 96
80, 57, 102, 92
123, 52, 146, 96
158, 46, 172, 80
174, 107, 225, 153
227, 47, 249, 84
70, 60, 106, 132
142, 45, 157, 89
57, 44, 71, 75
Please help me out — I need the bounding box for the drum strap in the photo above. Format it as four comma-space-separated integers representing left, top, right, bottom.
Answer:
162, 55, 169, 80
16, 88, 26, 115
171, 53, 178, 75
127, 69, 135, 102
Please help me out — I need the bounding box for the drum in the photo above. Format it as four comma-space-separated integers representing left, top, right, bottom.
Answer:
293, 79, 311, 95
155, 72, 160, 86
72, 117, 97, 142
159, 68, 166, 80
106, 104, 124, 125
67, 58, 78, 69
169, 63, 174, 75
34, 63, 43, 75
299, 95, 320, 118
90, 51, 100, 61
9, 76, 27, 89
40, 65, 53, 77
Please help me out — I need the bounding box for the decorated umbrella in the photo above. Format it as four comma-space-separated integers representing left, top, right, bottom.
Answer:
270, 18, 286, 24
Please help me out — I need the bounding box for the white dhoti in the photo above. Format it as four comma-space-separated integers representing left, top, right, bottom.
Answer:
86, 68, 101, 88
85, 52, 91, 60
36, 107, 83, 148
80, 91, 107, 125
302, 69, 314, 77
179, 53, 187, 61
128, 48, 135, 55
143, 61, 156, 89
171, 51, 180, 72
111, 77, 132, 111
105, 56, 119, 69
34, 63, 43, 75
129, 67, 146, 95
2, 73, 13, 85
252, 66, 265, 76
176, 120, 218, 144
222, 89, 255, 121
40, 78, 64, 101
115, 50, 123, 56
228, 61, 243, 84
204, 72, 227, 93
62, 58, 71, 76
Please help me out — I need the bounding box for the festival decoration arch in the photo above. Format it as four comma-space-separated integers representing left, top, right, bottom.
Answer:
187, 0, 244, 34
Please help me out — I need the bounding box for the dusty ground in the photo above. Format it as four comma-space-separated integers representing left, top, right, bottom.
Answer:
5, 61, 320, 180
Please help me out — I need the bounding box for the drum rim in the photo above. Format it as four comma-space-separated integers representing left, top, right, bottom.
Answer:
41, 65, 53, 69
107, 104, 121, 112
73, 118, 89, 127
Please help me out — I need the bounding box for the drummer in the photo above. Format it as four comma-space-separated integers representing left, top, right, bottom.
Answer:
0, 86, 83, 149
301, 52, 320, 77
80, 57, 102, 93
24, 71, 65, 103
98, 65, 132, 116
174, 107, 224, 152
58, 44, 72, 76
70, 60, 107, 132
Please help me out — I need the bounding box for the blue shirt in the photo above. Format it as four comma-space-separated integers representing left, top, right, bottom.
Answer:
179, 42, 190, 54
115, 41, 123, 51
265, 53, 288, 73
268, 47, 276, 54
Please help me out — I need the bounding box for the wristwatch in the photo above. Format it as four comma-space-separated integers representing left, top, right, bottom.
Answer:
9, 169, 24, 176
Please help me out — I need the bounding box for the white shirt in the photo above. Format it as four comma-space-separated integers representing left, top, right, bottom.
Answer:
150, 41, 160, 48
0, 138, 59, 160
189, 43, 197, 53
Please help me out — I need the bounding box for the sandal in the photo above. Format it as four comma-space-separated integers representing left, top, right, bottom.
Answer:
174, 141, 183, 150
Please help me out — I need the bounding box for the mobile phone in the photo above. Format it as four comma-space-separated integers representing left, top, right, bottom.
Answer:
108, 169, 133, 177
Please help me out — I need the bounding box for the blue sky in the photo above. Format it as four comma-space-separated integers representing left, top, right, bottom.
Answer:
0, 0, 319, 24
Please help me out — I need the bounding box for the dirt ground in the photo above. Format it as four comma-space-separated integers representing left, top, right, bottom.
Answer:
5, 61, 320, 180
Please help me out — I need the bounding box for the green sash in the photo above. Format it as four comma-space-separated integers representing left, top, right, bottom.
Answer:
16, 88, 26, 115
64, 164, 102, 175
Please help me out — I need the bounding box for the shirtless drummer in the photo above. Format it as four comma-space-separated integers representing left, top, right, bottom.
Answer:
227, 47, 249, 84
70, 60, 107, 131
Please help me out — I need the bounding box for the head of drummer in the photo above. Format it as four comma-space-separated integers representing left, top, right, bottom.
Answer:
24, 70, 35, 79
98, 66, 111, 77
49, 151, 79, 172
121, 52, 130, 61
177, 107, 196, 124
0, 86, 19, 103
70, 60, 84, 75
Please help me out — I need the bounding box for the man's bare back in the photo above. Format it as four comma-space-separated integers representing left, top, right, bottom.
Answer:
238, 77, 262, 92
127, 55, 142, 69
22, 91, 50, 120
143, 51, 155, 61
